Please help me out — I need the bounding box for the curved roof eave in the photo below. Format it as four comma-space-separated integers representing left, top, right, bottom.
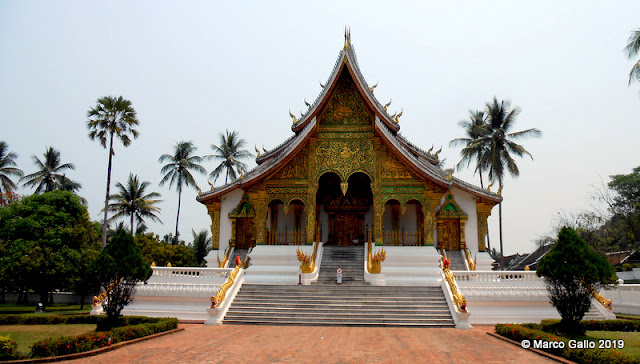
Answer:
197, 117, 317, 203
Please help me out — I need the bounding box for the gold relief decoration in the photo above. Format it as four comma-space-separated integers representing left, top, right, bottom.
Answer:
207, 201, 222, 250
228, 194, 256, 219
340, 182, 348, 196
316, 139, 374, 180
436, 191, 468, 220
379, 147, 420, 180
317, 132, 373, 140
319, 72, 372, 126
270, 147, 309, 181
476, 201, 494, 252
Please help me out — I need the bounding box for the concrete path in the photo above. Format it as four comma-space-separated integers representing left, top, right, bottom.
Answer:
64, 324, 553, 364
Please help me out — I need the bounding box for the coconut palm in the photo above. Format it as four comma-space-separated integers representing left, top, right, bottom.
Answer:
450, 110, 489, 188
107, 173, 162, 236
208, 130, 253, 185
467, 97, 541, 269
87, 95, 139, 248
0, 141, 23, 196
159, 141, 206, 244
192, 229, 212, 266
625, 28, 640, 85
20, 146, 77, 193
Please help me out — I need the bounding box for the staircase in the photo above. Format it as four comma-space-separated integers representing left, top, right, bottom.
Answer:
223, 284, 455, 327
315, 245, 364, 285
446, 251, 467, 271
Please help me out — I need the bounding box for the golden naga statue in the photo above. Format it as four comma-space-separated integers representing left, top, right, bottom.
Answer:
297, 231, 320, 274
367, 239, 386, 274
217, 246, 231, 268
211, 258, 243, 309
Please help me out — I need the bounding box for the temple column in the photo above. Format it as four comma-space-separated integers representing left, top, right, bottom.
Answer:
476, 201, 493, 252
255, 197, 267, 245
373, 137, 383, 245
460, 219, 467, 250
306, 138, 318, 244
424, 195, 441, 247
207, 201, 221, 250
436, 219, 444, 250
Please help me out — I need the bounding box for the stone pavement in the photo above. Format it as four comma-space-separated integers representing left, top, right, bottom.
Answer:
64, 324, 554, 364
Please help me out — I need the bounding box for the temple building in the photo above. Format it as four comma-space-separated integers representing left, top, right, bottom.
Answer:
196, 34, 502, 255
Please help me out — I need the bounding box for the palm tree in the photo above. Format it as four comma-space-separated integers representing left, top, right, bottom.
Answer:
191, 229, 212, 266
450, 110, 492, 250
107, 173, 162, 236
20, 146, 76, 193
87, 96, 139, 248
159, 141, 206, 244
467, 98, 541, 269
0, 141, 23, 196
625, 28, 640, 85
208, 130, 253, 185
450, 110, 489, 188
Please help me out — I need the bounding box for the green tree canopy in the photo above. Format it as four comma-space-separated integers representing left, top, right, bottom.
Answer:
107, 173, 162, 236
135, 233, 198, 267
19, 146, 77, 194
537, 227, 615, 335
90, 230, 151, 326
208, 130, 252, 185
0, 191, 100, 308
0, 141, 23, 196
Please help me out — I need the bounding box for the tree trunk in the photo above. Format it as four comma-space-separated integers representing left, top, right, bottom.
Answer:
175, 182, 182, 245
131, 213, 135, 236
79, 294, 85, 310
101, 133, 115, 249
499, 200, 505, 271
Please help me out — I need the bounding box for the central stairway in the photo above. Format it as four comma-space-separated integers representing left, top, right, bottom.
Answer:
223, 245, 454, 327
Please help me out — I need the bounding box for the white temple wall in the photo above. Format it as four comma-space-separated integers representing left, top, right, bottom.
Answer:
450, 187, 479, 253
218, 188, 244, 252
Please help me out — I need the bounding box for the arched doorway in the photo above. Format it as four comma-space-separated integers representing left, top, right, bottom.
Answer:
436, 192, 468, 251
229, 194, 256, 249
316, 172, 372, 245
266, 199, 306, 245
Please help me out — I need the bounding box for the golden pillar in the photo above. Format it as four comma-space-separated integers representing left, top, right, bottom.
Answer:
476, 201, 493, 252
254, 195, 267, 245
306, 138, 318, 244
424, 196, 441, 246
436, 219, 444, 249
207, 201, 221, 250
373, 137, 383, 245
460, 219, 467, 250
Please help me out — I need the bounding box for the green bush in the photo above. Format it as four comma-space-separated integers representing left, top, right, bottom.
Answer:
539, 319, 640, 333
29, 317, 177, 358
0, 335, 23, 361
495, 323, 639, 364
624, 263, 633, 272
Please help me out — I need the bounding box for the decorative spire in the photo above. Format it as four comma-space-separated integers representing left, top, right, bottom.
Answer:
319, 81, 326, 89
393, 108, 403, 123
434, 147, 442, 159
369, 82, 378, 93
304, 98, 311, 108
255, 145, 261, 158
344, 26, 351, 50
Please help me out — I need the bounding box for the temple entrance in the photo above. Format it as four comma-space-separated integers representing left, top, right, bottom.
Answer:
235, 217, 254, 249
436, 192, 468, 251
317, 172, 372, 245
441, 218, 460, 251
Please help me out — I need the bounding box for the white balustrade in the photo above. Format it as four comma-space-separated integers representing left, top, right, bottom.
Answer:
452, 270, 542, 283
150, 267, 232, 281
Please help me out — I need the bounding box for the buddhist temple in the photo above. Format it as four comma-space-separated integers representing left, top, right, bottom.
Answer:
196, 31, 502, 255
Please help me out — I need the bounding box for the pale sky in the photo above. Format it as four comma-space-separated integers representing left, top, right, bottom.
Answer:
1, 1, 638, 256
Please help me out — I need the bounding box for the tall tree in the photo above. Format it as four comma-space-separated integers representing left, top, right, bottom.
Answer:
19, 146, 77, 193
159, 141, 205, 244
208, 130, 253, 185
0, 141, 23, 197
87, 96, 139, 248
465, 98, 541, 269
625, 28, 640, 86
191, 229, 212, 266
107, 173, 162, 236
450, 110, 489, 188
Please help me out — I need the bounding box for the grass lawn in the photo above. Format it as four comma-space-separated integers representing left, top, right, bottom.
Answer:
0, 324, 96, 353
616, 313, 640, 320
585, 331, 640, 358
0, 303, 91, 315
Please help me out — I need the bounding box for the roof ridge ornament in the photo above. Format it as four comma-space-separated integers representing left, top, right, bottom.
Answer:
383, 99, 392, 112
344, 26, 351, 50
393, 108, 403, 123
369, 82, 378, 93
289, 109, 298, 125
434, 146, 442, 159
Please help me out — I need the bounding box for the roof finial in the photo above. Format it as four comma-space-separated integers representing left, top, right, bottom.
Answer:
304, 98, 311, 108
369, 82, 378, 93
289, 109, 298, 125
319, 81, 326, 89
383, 99, 392, 112
255, 145, 261, 158
344, 26, 351, 50
393, 108, 403, 123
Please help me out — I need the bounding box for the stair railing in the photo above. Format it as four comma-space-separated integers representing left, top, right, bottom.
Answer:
588, 283, 613, 311
440, 249, 467, 313
463, 248, 476, 271
210, 258, 243, 308
217, 246, 232, 268
296, 229, 320, 273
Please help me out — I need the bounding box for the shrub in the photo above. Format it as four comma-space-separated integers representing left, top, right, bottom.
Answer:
0, 335, 22, 361
539, 319, 640, 333
495, 323, 639, 364
29, 317, 177, 358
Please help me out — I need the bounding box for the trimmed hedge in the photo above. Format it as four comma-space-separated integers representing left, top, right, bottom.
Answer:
0, 335, 23, 361
29, 317, 178, 358
495, 323, 639, 364
538, 319, 640, 333
0, 314, 102, 325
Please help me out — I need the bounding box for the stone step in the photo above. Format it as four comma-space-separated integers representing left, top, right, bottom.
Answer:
224, 318, 455, 327
225, 313, 454, 322
226, 307, 451, 314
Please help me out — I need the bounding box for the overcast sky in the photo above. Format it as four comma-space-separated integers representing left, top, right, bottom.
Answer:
1, 1, 638, 255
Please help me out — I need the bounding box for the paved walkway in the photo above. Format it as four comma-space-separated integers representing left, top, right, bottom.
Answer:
65, 324, 554, 364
